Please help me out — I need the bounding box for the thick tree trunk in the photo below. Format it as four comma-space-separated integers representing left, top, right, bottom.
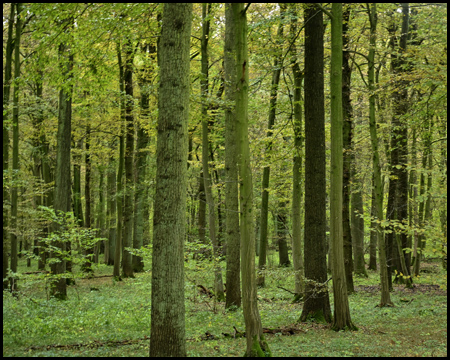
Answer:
300, 4, 332, 324
329, 3, 355, 331
150, 4, 192, 357
224, 3, 241, 310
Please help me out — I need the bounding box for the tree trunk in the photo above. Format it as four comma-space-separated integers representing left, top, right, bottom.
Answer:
341, 4, 355, 293
329, 3, 355, 331
122, 39, 135, 278
113, 41, 125, 280
9, 2, 22, 292
224, 3, 241, 310
290, 4, 304, 300
351, 188, 367, 276
367, 3, 393, 307
257, 4, 285, 286
300, 4, 332, 324
106, 155, 116, 265
52, 31, 73, 300
233, 3, 271, 356
3, 3, 15, 290
150, 4, 192, 357
201, 3, 225, 301
82, 124, 93, 273
386, 3, 412, 287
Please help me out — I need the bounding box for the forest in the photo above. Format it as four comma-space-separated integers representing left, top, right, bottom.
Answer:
2, 3, 447, 357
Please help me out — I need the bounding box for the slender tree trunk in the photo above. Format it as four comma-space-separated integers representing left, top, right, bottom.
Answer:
52, 29, 74, 299
82, 124, 93, 273
106, 154, 116, 265
277, 202, 290, 267
122, 39, 135, 278
9, 3, 22, 292
201, 3, 225, 301
351, 188, 367, 276
150, 4, 192, 356
290, 3, 304, 300
300, 3, 332, 324
341, 5, 355, 293
113, 42, 125, 280
224, 3, 241, 310
367, 4, 393, 307
3, 3, 15, 290
257, 4, 285, 286
233, 3, 271, 356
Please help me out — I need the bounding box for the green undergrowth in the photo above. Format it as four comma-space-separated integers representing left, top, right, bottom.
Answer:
3, 256, 447, 357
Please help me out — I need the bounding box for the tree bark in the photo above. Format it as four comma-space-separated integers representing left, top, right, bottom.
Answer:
150, 4, 192, 357
122, 39, 135, 278
329, 3, 355, 331
341, 5, 355, 293
9, 2, 22, 292
300, 3, 332, 324
233, 3, 271, 356
52, 28, 74, 299
3, 3, 15, 290
367, 3, 393, 307
290, 3, 304, 300
224, 3, 241, 310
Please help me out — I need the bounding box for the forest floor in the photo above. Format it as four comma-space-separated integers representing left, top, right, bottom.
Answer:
3, 255, 447, 357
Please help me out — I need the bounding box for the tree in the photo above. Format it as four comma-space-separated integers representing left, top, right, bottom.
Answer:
122, 39, 135, 279
257, 3, 286, 286
329, 3, 356, 331
149, 3, 192, 357
201, 3, 225, 301
224, 3, 241, 310
367, 3, 393, 307
300, 4, 332, 324
233, 3, 271, 356
9, 2, 23, 292
385, 3, 412, 288
113, 41, 125, 280
341, 4, 356, 291
290, 3, 305, 301
51, 18, 74, 300
3, 3, 15, 290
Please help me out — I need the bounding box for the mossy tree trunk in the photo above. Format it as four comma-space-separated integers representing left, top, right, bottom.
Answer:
329, 3, 356, 331
149, 4, 192, 357
233, 3, 271, 356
